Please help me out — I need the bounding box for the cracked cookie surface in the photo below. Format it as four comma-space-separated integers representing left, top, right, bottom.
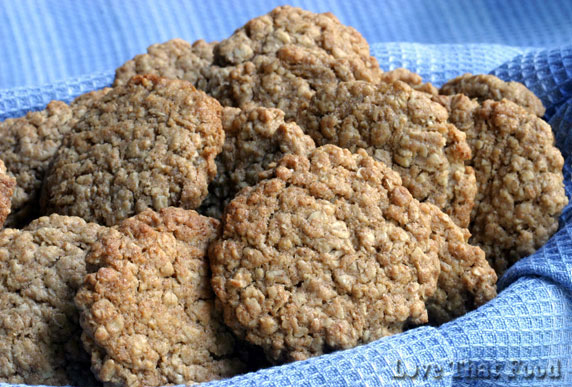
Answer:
210, 145, 440, 363
443, 95, 568, 273
75, 207, 245, 386
440, 73, 545, 116
199, 106, 315, 218
0, 214, 106, 386
42, 74, 224, 226
299, 80, 476, 228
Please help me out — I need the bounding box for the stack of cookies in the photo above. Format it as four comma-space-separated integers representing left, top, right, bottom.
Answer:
0, 6, 567, 387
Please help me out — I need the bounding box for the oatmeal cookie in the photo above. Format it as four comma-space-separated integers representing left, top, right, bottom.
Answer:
299, 80, 476, 228
0, 88, 111, 228
42, 74, 224, 226
425, 204, 497, 324
75, 208, 245, 386
0, 214, 106, 386
210, 145, 440, 363
440, 73, 545, 117
0, 160, 15, 228
199, 106, 316, 218
114, 38, 215, 89
444, 95, 568, 273
204, 5, 382, 121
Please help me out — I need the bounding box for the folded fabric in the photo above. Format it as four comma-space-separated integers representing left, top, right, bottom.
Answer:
2, 0, 572, 89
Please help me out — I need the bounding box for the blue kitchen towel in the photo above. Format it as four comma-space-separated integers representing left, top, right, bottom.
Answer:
0, 2, 571, 387
2, 0, 572, 89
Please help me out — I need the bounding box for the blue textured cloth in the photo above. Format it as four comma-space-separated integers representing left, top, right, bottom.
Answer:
0, 1, 571, 386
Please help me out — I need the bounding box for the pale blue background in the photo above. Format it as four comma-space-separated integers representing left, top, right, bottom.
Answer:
1, 0, 572, 88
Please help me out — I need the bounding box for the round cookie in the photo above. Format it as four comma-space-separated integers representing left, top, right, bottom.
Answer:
210, 145, 440, 363
0, 160, 15, 228
0, 214, 107, 386
114, 38, 215, 89
42, 74, 224, 226
424, 204, 497, 324
75, 207, 245, 386
199, 106, 316, 218
298, 80, 477, 228
444, 95, 568, 273
440, 73, 546, 117
204, 5, 382, 121
0, 88, 111, 228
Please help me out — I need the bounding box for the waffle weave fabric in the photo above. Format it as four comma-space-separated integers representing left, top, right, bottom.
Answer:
0, 1, 571, 386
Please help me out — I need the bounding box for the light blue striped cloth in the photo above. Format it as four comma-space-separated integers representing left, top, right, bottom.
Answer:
0, 1, 570, 386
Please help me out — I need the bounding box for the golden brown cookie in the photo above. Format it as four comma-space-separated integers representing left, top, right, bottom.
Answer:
425, 204, 497, 324
299, 80, 476, 228
199, 106, 316, 218
210, 145, 440, 363
444, 95, 568, 273
75, 208, 245, 386
114, 38, 215, 89
204, 6, 382, 121
0, 214, 107, 386
440, 73, 545, 116
0, 160, 15, 228
41, 74, 224, 226
0, 88, 111, 228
